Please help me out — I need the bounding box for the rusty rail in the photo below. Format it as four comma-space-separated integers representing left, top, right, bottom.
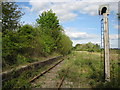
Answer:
57, 67, 70, 89
29, 59, 64, 83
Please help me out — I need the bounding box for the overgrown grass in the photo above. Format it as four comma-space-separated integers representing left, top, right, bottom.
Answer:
2, 52, 61, 72
2, 65, 46, 89
2, 57, 63, 89
58, 50, 119, 88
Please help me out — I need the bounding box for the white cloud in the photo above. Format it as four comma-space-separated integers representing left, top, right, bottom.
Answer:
110, 34, 120, 40
64, 27, 100, 46
65, 31, 98, 40
113, 24, 120, 30
29, 2, 78, 22
28, 1, 118, 22
21, 5, 32, 12
109, 34, 119, 48
8, 0, 120, 2
64, 27, 119, 47
28, 0, 120, 2
59, 13, 77, 22
64, 27, 99, 40
29, 2, 50, 12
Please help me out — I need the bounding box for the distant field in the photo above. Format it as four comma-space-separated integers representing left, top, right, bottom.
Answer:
58, 51, 119, 88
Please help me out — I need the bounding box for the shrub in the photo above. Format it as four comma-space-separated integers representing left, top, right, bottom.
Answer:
2, 25, 36, 65
57, 33, 73, 55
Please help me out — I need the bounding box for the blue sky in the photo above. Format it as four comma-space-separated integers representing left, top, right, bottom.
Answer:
16, 0, 119, 48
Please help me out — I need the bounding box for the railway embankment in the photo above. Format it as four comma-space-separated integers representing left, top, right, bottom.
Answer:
1, 56, 62, 82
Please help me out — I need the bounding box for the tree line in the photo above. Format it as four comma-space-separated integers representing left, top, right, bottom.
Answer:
74, 42, 101, 52
2, 2, 73, 67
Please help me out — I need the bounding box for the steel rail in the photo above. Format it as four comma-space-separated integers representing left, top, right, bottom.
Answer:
29, 59, 64, 83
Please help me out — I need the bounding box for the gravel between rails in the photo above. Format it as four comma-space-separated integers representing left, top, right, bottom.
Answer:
31, 59, 65, 88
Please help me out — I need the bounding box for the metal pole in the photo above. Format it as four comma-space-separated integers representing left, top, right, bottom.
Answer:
103, 13, 110, 82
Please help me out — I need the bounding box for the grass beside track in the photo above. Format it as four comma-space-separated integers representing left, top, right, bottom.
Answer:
2, 52, 60, 72
2, 50, 119, 89
2, 57, 63, 89
58, 51, 119, 88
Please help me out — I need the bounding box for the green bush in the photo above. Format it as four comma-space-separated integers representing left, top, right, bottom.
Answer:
57, 33, 73, 55
2, 25, 36, 65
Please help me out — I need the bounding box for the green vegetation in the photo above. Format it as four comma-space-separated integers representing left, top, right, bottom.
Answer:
74, 42, 101, 52
36, 10, 72, 55
2, 2, 119, 89
57, 34, 73, 55
58, 51, 119, 88
2, 3, 72, 71
2, 2, 24, 33
2, 57, 63, 89
2, 2, 72, 89
2, 25, 36, 65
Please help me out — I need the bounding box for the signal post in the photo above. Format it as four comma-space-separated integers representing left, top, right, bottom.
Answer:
99, 5, 110, 82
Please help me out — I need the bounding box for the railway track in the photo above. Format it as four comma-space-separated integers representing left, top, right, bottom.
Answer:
29, 58, 70, 89
57, 75, 65, 89
29, 59, 64, 83
57, 67, 70, 89
2, 56, 66, 89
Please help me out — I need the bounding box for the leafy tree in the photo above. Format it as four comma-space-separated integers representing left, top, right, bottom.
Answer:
36, 10, 61, 40
36, 10, 73, 55
36, 10, 59, 30
36, 10, 64, 52
2, 2, 24, 33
